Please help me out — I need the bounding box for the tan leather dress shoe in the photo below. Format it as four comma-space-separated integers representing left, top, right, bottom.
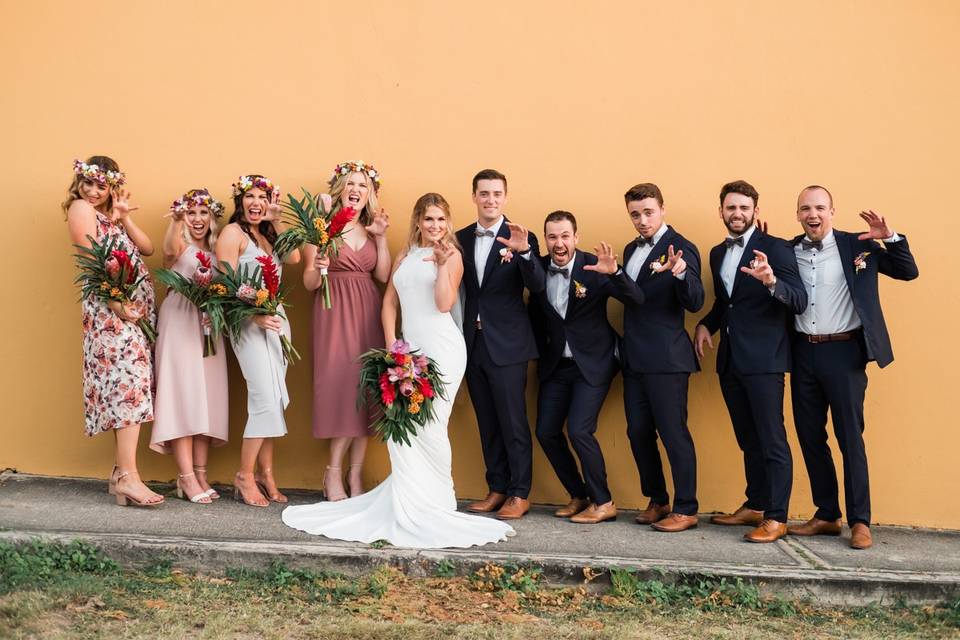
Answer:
710, 506, 764, 526
744, 519, 788, 543
787, 517, 841, 537
554, 497, 590, 518
651, 513, 699, 532
570, 502, 617, 524
850, 523, 873, 549
466, 492, 507, 513
634, 501, 671, 524
495, 496, 530, 520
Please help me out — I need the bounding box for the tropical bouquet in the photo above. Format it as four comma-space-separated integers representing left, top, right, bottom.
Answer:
208, 255, 299, 364
272, 187, 357, 309
357, 340, 447, 446
154, 251, 227, 356
73, 235, 157, 343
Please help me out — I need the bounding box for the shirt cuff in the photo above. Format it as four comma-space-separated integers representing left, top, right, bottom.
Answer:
673, 271, 687, 281
520, 251, 532, 260
883, 232, 901, 243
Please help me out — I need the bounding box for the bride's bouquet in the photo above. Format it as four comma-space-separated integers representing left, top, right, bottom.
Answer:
73, 234, 157, 343
272, 187, 357, 309
357, 339, 448, 446
209, 255, 300, 364
154, 251, 227, 356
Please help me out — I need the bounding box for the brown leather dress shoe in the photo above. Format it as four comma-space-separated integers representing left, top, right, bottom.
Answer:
744, 519, 788, 543
787, 517, 842, 537
850, 523, 873, 549
570, 501, 617, 524
554, 497, 590, 518
495, 496, 530, 520
710, 506, 764, 526
634, 501, 671, 525
651, 513, 699, 532
466, 492, 507, 513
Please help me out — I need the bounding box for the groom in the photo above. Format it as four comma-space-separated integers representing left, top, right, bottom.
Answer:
457, 169, 545, 520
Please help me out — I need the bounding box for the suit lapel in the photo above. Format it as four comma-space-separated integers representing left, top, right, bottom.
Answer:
623, 241, 637, 280
638, 226, 675, 283
460, 226, 480, 290
835, 230, 856, 293
480, 217, 509, 289
565, 251, 583, 315
731, 228, 761, 297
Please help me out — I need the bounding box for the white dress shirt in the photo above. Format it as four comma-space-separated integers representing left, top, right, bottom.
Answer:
720, 224, 757, 297
625, 223, 668, 281
474, 215, 505, 287
546, 256, 574, 357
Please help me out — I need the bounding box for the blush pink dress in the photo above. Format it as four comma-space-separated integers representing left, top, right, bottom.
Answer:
312, 239, 383, 438
150, 246, 229, 453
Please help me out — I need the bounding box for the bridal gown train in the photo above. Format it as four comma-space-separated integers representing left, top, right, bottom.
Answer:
282, 246, 515, 548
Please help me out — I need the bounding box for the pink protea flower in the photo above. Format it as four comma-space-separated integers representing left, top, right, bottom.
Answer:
399, 380, 415, 397
105, 256, 120, 279
236, 283, 258, 303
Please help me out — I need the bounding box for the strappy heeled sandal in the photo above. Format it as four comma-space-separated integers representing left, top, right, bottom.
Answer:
323, 465, 347, 502
114, 470, 165, 507
233, 472, 269, 508
254, 467, 288, 503
176, 472, 212, 504
108, 465, 119, 496
193, 465, 220, 500
347, 463, 365, 498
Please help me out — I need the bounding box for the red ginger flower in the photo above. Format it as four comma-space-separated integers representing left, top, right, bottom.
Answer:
196, 251, 212, 269
417, 377, 434, 399
255, 255, 280, 298
379, 372, 396, 406
110, 249, 136, 284
328, 206, 357, 237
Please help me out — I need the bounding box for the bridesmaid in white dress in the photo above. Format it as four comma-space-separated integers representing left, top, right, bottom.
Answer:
216, 175, 301, 507
283, 193, 515, 548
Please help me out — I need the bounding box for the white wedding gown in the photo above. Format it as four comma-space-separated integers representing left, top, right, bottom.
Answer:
282, 246, 515, 548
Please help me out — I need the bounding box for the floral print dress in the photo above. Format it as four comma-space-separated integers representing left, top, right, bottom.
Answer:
81, 211, 156, 436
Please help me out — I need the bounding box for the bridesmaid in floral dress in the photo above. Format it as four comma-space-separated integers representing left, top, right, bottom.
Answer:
304, 161, 390, 500
64, 156, 163, 507
150, 189, 229, 504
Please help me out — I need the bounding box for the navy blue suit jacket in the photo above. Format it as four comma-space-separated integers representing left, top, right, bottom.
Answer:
620, 226, 704, 374
789, 230, 918, 368
698, 230, 808, 374
529, 251, 645, 386
456, 219, 545, 366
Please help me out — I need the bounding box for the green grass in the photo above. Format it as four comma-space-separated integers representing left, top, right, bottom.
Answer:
1, 539, 958, 639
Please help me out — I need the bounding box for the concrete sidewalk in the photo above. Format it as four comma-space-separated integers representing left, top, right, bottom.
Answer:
1, 472, 957, 605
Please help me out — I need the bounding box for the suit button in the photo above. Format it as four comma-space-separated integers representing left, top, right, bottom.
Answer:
728, 303, 733, 308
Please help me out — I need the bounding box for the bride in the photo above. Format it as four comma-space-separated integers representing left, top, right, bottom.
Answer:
282, 193, 515, 548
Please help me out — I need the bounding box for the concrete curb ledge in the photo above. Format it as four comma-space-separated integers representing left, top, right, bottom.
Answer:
3, 529, 957, 606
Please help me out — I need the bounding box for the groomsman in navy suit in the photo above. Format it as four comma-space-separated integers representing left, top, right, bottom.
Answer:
619, 183, 705, 532
694, 180, 807, 543
786, 186, 918, 549
528, 211, 645, 524
456, 169, 545, 520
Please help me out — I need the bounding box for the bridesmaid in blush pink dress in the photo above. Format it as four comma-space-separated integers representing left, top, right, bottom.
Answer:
303, 161, 391, 501
151, 189, 229, 504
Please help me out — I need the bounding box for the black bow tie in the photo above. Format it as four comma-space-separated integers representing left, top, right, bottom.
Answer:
801, 239, 823, 251
636, 236, 656, 248
724, 236, 744, 248
474, 229, 495, 238
548, 266, 570, 278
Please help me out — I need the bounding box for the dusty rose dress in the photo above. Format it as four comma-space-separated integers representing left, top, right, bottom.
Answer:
81, 211, 156, 436
150, 246, 229, 453
312, 240, 383, 438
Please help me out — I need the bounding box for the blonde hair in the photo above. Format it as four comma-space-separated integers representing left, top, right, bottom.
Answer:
328, 170, 379, 226
61, 155, 119, 217
180, 206, 221, 250
408, 193, 461, 249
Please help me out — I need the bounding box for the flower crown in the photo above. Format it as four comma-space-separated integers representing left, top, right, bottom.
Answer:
330, 161, 381, 188
172, 188, 225, 218
73, 159, 126, 189
232, 175, 277, 198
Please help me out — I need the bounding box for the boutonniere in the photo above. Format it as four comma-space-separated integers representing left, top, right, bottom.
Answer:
573, 280, 587, 298
499, 247, 513, 264
854, 251, 871, 273
649, 254, 667, 273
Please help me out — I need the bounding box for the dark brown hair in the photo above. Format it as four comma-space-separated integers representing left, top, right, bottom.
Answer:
544, 210, 577, 233
624, 183, 664, 207
229, 174, 278, 248
720, 180, 759, 207
472, 169, 508, 194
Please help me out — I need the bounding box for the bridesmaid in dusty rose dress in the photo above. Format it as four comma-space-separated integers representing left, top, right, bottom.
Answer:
151, 189, 229, 504
64, 156, 163, 507
303, 161, 390, 500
